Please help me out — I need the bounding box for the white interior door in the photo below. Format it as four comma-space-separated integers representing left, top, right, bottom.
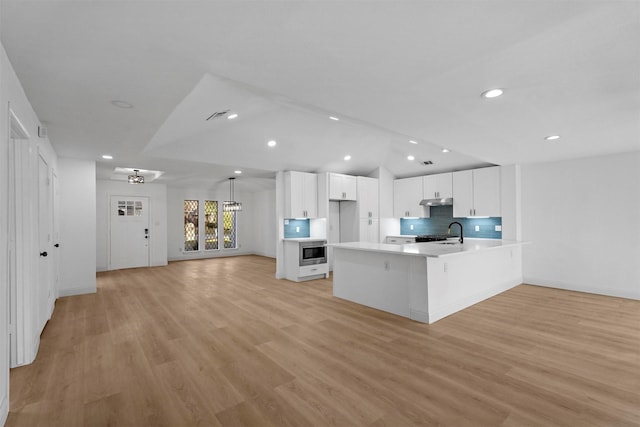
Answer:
37, 153, 53, 334
110, 196, 150, 270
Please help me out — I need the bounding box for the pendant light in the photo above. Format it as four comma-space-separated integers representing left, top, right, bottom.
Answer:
128, 169, 144, 184
223, 177, 242, 212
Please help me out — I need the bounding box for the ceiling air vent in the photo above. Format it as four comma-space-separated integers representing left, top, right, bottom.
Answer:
206, 110, 230, 121
422, 160, 434, 165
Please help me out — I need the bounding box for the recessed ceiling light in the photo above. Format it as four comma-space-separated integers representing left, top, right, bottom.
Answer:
407, 155, 415, 161
344, 155, 351, 161
329, 116, 340, 121
111, 100, 133, 109
102, 155, 113, 160
409, 140, 418, 144
545, 135, 560, 141
227, 113, 238, 120
234, 170, 242, 174
481, 88, 504, 99
267, 140, 277, 147
441, 148, 450, 153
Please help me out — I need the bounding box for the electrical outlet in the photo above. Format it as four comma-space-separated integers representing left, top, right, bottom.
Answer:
284, 219, 289, 225
410, 224, 414, 230
296, 226, 300, 233
495, 225, 502, 231
475, 225, 480, 231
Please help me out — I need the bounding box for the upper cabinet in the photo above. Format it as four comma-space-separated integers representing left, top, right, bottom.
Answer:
394, 176, 425, 218
356, 176, 379, 219
423, 172, 453, 199
452, 166, 500, 217
329, 173, 357, 201
284, 171, 318, 218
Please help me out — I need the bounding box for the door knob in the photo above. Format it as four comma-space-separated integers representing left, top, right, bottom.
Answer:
40, 251, 48, 257
54, 243, 60, 248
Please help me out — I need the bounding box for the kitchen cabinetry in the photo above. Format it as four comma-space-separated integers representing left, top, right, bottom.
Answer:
452, 166, 500, 217
393, 176, 425, 218
357, 176, 379, 243
340, 176, 380, 243
284, 171, 317, 218
329, 173, 357, 201
283, 240, 328, 282
423, 172, 452, 199
385, 236, 416, 244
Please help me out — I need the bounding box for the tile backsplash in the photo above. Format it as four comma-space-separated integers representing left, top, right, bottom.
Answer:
284, 219, 310, 238
400, 206, 502, 239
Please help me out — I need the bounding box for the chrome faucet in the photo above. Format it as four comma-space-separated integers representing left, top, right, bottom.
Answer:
448, 221, 463, 244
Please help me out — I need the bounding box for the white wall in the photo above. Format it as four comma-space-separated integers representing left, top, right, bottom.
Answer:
96, 180, 168, 270
251, 189, 277, 258
58, 158, 96, 296
521, 152, 640, 299
166, 186, 257, 261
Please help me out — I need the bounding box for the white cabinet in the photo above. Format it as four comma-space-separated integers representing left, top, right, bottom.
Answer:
340, 176, 380, 243
385, 236, 415, 244
452, 166, 500, 217
283, 240, 328, 282
284, 171, 317, 218
423, 172, 452, 199
356, 176, 379, 219
357, 177, 379, 243
329, 173, 357, 201
394, 176, 425, 218
359, 218, 379, 243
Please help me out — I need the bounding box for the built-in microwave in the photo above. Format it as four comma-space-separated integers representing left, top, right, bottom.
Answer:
299, 240, 327, 266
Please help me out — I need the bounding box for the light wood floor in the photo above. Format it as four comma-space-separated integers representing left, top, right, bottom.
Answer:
6, 255, 640, 426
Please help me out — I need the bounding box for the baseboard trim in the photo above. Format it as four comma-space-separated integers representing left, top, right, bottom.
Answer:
58, 287, 96, 298
524, 278, 640, 300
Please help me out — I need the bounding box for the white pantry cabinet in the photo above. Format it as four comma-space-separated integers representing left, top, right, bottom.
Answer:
394, 176, 425, 218
340, 176, 380, 243
284, 171, 318, 218
359, 218, 380, 243
356, 176, 379, 219
423, 172, 453, 199
452, 166, 500, 217
329, 173, 357, 201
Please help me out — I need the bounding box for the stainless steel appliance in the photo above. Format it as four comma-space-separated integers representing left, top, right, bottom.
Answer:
299, 240, 327, 266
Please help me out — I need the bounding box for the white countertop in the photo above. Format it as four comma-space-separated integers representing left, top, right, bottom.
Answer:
283, 237, 327, 242
330, 238, 524, 258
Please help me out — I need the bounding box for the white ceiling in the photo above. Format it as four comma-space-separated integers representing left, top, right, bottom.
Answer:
1, 1, 639, 192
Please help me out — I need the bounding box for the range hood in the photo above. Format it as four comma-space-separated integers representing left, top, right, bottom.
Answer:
419, 197, 453, 207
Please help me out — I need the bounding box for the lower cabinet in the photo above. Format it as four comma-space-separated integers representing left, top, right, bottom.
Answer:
386, 236, 416, 244
283, 240, 329, 282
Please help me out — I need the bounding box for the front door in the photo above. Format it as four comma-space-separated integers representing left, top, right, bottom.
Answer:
109, 196, 150, 270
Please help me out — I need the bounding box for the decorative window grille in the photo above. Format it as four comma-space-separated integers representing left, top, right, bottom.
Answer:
223, 211, 237, 249
204, 200, 218, 250
184, 200, 199, 251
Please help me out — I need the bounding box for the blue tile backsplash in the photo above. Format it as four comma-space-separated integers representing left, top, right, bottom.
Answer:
284, 219, 311, 238
400, 206, 502, 239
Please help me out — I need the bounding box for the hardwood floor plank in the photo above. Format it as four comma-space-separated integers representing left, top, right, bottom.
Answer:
5, 256, 639, 427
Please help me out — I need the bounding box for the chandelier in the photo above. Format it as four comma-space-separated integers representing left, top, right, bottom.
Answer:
223, 177, 242, 212
128, 169, 144, 184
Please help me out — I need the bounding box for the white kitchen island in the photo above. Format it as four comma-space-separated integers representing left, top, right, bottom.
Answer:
331, 239, 524, 324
